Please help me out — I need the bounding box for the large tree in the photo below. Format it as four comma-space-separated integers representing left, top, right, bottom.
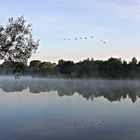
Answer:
0, 16, 39, 64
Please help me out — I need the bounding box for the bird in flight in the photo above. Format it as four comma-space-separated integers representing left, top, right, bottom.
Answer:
63, 35, 107, 45
100, 40, 106, 44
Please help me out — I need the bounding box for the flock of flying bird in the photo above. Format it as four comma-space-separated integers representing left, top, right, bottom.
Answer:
64, 36, 106, 44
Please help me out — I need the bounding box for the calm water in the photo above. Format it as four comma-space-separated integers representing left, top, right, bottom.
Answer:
0, 77, 140, 140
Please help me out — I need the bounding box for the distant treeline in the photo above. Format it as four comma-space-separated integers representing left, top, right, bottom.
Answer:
1, 57, 140, 79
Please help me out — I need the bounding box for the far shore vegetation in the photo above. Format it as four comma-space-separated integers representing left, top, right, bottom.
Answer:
1, 57, 140, 79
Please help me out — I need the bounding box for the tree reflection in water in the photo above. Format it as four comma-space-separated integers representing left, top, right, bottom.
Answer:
0, 78, 140, 103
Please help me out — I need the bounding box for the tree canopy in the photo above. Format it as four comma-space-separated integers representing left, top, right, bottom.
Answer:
1, 57, 140, 79
0, 16, 39, 64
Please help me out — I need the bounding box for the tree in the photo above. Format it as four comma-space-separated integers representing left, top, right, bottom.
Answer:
1, 61, 15, 75
58, 59, 65, 65
129, 57, 137, 65
0, 16, 39, 63
39, 62, 56, 76
0, 16, 39, 77
29, 60, 41, 77
58, 61, 74, 76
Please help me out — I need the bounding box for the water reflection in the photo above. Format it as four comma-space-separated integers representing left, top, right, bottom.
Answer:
0, 78, 140, 103
1, 78, 140, 140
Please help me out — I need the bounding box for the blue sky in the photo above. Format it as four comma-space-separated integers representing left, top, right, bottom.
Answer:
0, 0, 140, 62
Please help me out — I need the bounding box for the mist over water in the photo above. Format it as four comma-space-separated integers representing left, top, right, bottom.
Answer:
0, 77, 140, 102
0, 77, 140, 140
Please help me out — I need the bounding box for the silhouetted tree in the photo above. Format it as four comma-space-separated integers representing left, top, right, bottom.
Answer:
0, 16, 39, 77
58, 59, 65, 65
1, 61, 15, 75
29, 60, 41, 76
56, 60, 75, 76
39, 62, 56, 76
0, 57, 140, 79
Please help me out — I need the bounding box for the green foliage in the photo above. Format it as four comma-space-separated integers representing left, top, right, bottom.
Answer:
0, 57, 140, 79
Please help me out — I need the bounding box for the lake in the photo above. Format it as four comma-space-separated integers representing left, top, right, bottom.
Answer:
0, 77, 140, 140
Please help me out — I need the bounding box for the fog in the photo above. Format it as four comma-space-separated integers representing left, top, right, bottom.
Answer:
0, 76, 140, 102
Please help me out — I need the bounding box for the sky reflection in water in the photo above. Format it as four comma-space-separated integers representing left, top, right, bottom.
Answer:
0, 78, 140, 140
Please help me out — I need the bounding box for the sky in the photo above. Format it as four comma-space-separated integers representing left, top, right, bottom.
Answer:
0, 0, 140, 63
